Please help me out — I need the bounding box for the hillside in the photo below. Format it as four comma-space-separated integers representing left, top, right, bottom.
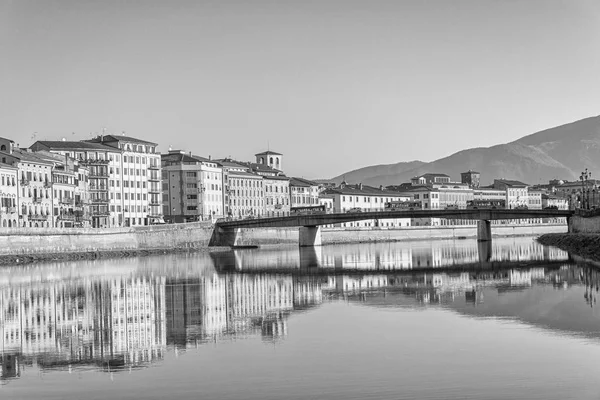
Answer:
329, 115, 600, 186
327, 160, 426, 184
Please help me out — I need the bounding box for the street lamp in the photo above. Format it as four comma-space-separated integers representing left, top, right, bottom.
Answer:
580, 169, 591, 209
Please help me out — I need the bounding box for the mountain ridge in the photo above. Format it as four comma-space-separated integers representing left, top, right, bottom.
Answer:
325, 115, 600, 187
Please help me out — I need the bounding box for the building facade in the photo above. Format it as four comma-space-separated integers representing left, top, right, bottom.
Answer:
0, 161, 18, 228
161, 151, 223, 222
289, 177, 320, 208
87, 135, 162, 226
219, 160, 265, 219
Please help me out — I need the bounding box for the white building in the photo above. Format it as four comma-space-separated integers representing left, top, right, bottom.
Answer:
321, 183, 411, 228
0, 161, 18, 228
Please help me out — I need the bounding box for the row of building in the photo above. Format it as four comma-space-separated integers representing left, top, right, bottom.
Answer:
0, 133, 587, 229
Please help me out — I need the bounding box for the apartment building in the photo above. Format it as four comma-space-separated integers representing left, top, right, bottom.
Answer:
161, 150, 223, 222
289, 177, 320, 208
218, 159, 265, 219
0, 161, 18, 228
30, 140, 122, 227
1, 138, 54, 228
87, 135, 162, 226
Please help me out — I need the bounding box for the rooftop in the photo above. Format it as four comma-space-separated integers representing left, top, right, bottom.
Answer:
289, 177, 318, 187
30, 140, 117, 152
255, 150, 282, 156
86, 134, 158, 146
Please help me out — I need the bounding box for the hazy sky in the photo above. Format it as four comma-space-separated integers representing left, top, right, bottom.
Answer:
2, 0, 599, 178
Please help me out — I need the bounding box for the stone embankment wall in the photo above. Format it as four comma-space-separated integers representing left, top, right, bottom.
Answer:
0, 222, 215, 256
0, 222, 567, 261
568, 215, 600, 233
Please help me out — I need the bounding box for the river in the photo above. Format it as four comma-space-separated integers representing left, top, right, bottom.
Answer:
2, 236, 600, 400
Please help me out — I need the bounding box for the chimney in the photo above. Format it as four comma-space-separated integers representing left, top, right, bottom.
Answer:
379, 185, 384, 191
358, 183, 363, 190
209, 155, 211, 160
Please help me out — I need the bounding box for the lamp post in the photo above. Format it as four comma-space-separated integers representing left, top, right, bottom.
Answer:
580, 169, 591, 209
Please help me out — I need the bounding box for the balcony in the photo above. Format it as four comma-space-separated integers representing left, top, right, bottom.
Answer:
149, 201, 161, 206
90, 198, 109, 204
89, 184, 108, 191
81, 158, 110, 166
148, 164, 159, 170
91, 211, 110, 217
20, 179, 29, 186
58, 214, 76, 221
148, 175, 160, 182
29, 214, 48, 221
89, 171, 109, 178
148, 188, 161, 194
44, 181, 52, 188
33, 197, 43, 204
59, 197, 74, 205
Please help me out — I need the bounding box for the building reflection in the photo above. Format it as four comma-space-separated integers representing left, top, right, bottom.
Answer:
0, 238, 591, 384
0, 277, 167, 381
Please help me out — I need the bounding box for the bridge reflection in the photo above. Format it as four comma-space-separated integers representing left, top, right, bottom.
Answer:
211, 237, 570, 273
1, 239, 596, 384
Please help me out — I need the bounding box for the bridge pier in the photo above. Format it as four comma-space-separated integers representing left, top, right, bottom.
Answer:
299, 226, 322, 247
477, 220, 492, 242
208, 227, 240, 247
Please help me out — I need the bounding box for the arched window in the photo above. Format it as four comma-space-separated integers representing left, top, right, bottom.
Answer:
270, 157, 273, 164
275, 157, 280, 168
0, 145, 5, 151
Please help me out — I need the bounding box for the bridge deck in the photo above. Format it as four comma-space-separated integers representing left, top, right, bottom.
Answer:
216, 209, 573, 229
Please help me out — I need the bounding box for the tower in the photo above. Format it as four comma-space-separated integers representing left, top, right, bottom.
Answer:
461, 170, 480, 188
255, 150, 283, 171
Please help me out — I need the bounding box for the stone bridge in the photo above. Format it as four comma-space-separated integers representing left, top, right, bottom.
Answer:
209, 209, 573, 247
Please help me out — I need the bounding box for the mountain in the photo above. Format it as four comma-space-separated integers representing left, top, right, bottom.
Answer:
329, 115, 600, 186
327, 160, 426, 185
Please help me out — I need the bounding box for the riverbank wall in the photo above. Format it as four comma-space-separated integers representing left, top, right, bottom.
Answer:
538, 233, 600, 262
0, 222, 567, 264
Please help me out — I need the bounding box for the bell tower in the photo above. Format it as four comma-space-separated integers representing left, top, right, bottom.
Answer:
255, 150, 283, 171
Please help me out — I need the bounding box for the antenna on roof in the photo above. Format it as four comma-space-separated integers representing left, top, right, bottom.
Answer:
122, 131, 126, 136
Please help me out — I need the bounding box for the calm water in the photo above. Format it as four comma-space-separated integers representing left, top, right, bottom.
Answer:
2, 237, 600, 400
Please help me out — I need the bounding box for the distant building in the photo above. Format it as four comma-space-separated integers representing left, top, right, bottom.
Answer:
321, 182, 411, 228
411, 173, 451, 186
460, 170, 480, 188
492, 179, 529, 209
541, 194, 569, 210
289, 177, 320, 208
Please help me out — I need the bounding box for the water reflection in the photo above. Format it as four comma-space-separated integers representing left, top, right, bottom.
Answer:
1, 237, 597, 386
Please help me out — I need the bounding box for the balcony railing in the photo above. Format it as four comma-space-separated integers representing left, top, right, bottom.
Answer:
148, 175, 160, 182
89, 171, 109, 178
20, 179, 29, 186
148, 188, 161, 194
59, 197, 74, 204
80, 159, 110, 165
44, 181, 52, 188
149, 201, 161, 206
148, 165, 159, 170
33, 197, 43, 204
89, 184, 108, 191
29, 214, 48, 221
91, 211, 110, 216
58, 214, 76, 221
91, 198, 109, 204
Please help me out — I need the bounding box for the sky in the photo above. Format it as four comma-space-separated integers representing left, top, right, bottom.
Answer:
1, 0, 600, 179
